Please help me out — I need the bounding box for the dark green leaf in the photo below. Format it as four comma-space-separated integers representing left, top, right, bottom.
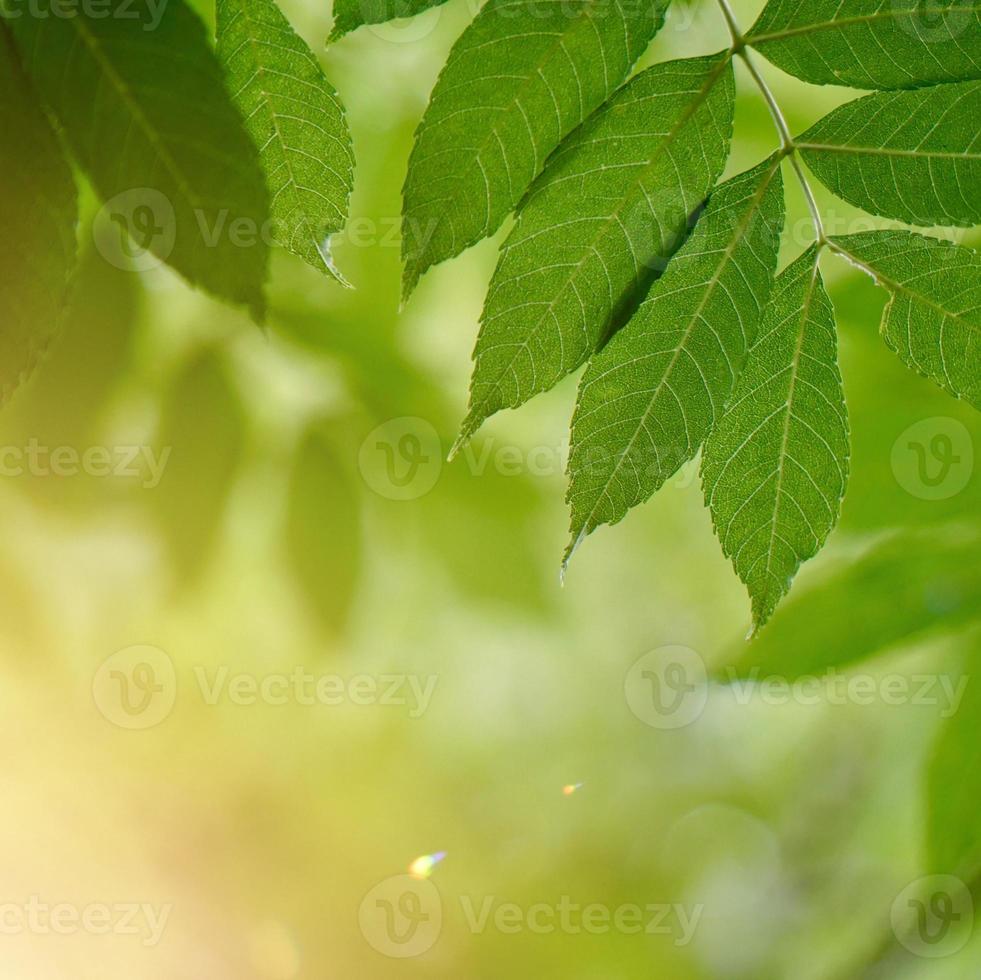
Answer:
9, 0, 270, 319
330, 0, 450, 39
0, 29, 77, 403
747, 0, 981, 90
799, 82, 981, 228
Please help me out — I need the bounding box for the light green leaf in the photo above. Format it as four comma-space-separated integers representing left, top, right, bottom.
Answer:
330, 0, 450, 40
0, 30, 77, 403
702, 248, 850, 634
8, 0, 270, 320
402, 0, 673, 297
151, 349, 245, 586
747, 0, 981, 90
564, 155, 783, 557
798, 82, 981, 228
831, 230, 981, 409
456, 53, 736, 451
218, 0, 354, 282
928, 644, 981, 878
287, 427, 361, 637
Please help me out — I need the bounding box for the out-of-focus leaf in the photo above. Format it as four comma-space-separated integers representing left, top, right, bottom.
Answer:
8, 0, 269, 319
401, 0, 673, 297
832, 231, 981, 411
150, 349, 246, 585
719, 528, 981, 680
456, 54, 736, 449
747, 0, 981, 90
798, 83, 981, 228
703, 248, 849, 635
217, 0, 354, 282
0, 28, 77, 403
286, 426, 361, 636
928, 640, 981, 879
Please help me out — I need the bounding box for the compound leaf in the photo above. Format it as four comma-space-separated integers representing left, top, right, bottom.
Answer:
565, 156, 784, 558
798, 81, 981, 228
747, 0, 981, 90
702, 247, 850, 634
0, 30, 77, 403
330, 0, 451, 39
402, 0, 673, 297
218, 0, 355, 282
831, 230, 981, 410
456, 53, 736, 451
8, 0, 270, 320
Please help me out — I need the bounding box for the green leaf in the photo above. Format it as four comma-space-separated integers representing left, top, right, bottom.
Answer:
401, 0, 673, 297
831, 230, 981, 410
456, 53, 736, 450
8, 0, 270, 319
798, 82, 981, 228
928, 644, 981, 878
702, 247, 850, 634
719, 526, 981, 681
151, 350, 245, 586
217, 0, 354, 282
330, 0, 450, 40
747, 0, 981, 90
286, 427, 362, 637
0, 29, 77, 403
564, 154, 782, 557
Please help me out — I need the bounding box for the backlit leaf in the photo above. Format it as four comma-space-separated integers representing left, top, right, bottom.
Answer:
831, 230, 981, 410
402, 0, 673, 297
218, 0, 355, 282
457, 53, 736, 450
702, 247, 850, 634
564, 156, 783, 557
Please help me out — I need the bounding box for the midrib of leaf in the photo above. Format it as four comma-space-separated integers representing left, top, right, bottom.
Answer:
799, 142, 981, 161
829, 239, 980, 333
568, 154, 779, 548
759, 253, 820, 590
226, 4, 337, 275
68, 14, 205, 214
749, 5, 981, 45
459, 54, 733, 445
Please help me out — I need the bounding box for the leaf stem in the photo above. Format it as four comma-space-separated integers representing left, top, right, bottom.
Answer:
714, 0, 827, 246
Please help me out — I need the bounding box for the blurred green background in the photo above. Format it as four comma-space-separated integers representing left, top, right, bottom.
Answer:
1, 0, 980, 977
